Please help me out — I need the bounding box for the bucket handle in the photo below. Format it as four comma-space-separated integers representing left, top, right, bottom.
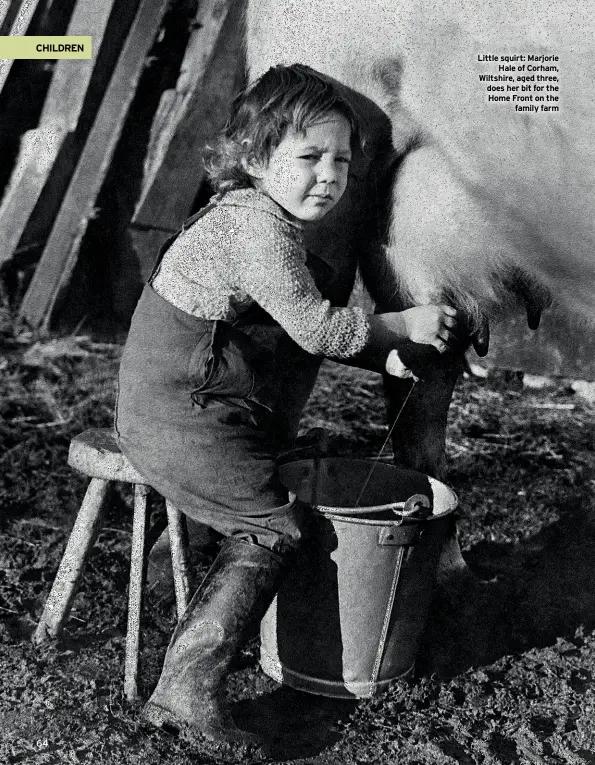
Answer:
291, 492, 433, 517
393, 494, 432, 523
379, 495, 433, 546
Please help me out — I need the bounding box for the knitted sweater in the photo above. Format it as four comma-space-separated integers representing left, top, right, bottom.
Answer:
151, 187, 370, 359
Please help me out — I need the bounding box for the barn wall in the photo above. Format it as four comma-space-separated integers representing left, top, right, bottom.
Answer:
57, 0, 201, 337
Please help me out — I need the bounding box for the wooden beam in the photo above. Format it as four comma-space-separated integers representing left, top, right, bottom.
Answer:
19, 0, 171, 330
0, 0, 43, 93
0, 1, 15, 30
0, 0, 38, 36
129, 0, 245, 278
0, 0, 130, 268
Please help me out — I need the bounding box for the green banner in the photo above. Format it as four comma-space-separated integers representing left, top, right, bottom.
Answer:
0, 36, 92, 59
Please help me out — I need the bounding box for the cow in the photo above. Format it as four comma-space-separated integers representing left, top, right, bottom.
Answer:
245, 0, 595, 480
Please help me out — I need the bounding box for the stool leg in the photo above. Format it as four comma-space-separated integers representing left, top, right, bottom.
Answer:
124, 483, 149, 702
165, 501, 191, 618
33, 478, 108, 644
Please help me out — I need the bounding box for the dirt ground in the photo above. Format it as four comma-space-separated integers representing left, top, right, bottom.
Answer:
2, 327, 595, 764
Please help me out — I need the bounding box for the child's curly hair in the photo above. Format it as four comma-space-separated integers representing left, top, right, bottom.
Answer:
204, 64, 364, 193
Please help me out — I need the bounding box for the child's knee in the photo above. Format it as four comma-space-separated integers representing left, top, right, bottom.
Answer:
264, 499, 312, 556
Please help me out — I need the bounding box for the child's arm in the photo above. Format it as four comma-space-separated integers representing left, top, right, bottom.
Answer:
234, 209, 458, 374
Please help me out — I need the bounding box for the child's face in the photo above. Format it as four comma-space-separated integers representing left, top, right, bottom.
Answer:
249, 110, 352, 222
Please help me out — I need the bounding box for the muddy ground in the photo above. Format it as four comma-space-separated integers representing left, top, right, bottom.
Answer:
2, 326, 595, 764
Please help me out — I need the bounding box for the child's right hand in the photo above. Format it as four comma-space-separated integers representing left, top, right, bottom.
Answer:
399, 305, 459, 353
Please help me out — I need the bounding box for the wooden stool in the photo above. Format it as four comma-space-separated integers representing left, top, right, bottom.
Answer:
33, 428, 191, 701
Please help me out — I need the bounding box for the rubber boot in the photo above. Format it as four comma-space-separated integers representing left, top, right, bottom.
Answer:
143, 537, 286, 756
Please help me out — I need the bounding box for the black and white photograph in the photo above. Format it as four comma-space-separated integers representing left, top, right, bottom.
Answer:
0, 1, 594, 762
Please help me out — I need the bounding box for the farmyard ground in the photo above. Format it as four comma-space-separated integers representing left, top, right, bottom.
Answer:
2, 331, 595, 764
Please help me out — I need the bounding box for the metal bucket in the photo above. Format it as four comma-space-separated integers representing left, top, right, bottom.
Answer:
260, 457, 458, 698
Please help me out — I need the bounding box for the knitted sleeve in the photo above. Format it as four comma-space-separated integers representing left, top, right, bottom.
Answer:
230, 208, 370, 359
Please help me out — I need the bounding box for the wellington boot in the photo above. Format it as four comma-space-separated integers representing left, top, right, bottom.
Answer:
143, 537, 286, 756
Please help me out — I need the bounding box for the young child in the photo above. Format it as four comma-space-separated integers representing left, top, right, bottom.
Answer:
115, 64, 458, 754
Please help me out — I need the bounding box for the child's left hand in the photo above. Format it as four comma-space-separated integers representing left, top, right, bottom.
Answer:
386, 304, 460, 380
400, 304, 459, 353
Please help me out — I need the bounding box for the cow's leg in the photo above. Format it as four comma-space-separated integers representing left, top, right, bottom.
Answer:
377, 146, 490, 582
376, 141, 494, 476
385, 358, 478, 590
383, 357, 462, 481
382, 356, 475, 584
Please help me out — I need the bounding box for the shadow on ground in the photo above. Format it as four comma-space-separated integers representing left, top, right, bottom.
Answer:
233, 686, 356, 761
420, 486, 595, 678
217, 486, 595, 762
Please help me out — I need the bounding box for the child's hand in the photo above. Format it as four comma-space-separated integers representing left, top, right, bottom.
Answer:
400, 305, 458, 353
361, 307, 460, 380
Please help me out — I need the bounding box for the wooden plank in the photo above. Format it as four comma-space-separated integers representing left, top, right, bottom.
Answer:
0, 0, 127, 268
0, 1, 16, 31
0, 0, 42, 93
133, 0, 243, 225
0, 0, 37, 35
129, 0, 244, 277
19, 0, 172, 329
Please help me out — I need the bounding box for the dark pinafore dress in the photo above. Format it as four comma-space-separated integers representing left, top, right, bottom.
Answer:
115, 203, 331, 553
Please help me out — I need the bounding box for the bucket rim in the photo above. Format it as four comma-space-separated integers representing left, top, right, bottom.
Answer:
280, 457, 458, 518
314, 484, 458, 517
315, 504, 457, 523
